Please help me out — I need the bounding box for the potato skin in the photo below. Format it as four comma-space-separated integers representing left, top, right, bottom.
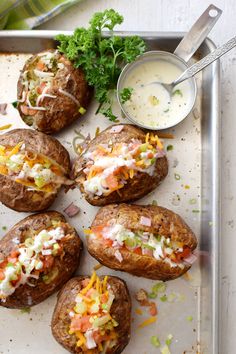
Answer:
88, 204, 198, 281
0, 211, 82, 309
51, 276, 131, 354
17, 50, 92, 134
72, 124, 168, 206
0, 129, 70, 212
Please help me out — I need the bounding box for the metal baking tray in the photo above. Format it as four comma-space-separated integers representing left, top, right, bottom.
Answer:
0, 31, 220, 354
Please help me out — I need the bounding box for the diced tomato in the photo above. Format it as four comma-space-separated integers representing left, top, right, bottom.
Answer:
147, 152, 154, 158
133, 247, 142, 255
149, 302, 158, 316
42, 255, 54, 269
0, 269, 5, 280
86, 288, 95, 298
70, 315, 91, 332
91, 225, 106, 237
37, 82, 47, 94
11, 275, 21, 286
105, 174, 119, 190
104, 239, 113, 247
20, 105, 37, 116
36, 60, 45, 71
10, 250, 20, 258
93, 331, 113, 344
0, 259, 8, 269
7, 257, 18, 264
100, 293, 108, 304
175, 246, 191, 263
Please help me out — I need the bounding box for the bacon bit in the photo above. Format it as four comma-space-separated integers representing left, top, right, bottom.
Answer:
93, 263, 103, 271
140, 216, 151, 227
135, 308, 143, 315
0, 103, 7, 115
110, 125, 124, 133
138, 316, 157, 329
63, 202, 80, 217
156, 132, 175, 139
0, 124, 12, 131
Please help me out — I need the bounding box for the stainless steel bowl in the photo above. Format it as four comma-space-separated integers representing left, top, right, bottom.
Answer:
117, 50, 197, 130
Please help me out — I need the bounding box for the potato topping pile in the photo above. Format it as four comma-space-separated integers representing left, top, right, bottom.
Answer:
69, 272, 118, 352
87, 224, 194, 268
19, 50, 63, 117
0, 142, 66, 192
0, 220, 72, 300
82, 133, 165, 197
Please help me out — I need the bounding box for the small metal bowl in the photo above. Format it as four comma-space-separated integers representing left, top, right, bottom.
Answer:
117, 51, 197, 130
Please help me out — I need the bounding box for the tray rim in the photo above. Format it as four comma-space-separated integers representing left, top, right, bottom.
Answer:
0, 30, 221, 354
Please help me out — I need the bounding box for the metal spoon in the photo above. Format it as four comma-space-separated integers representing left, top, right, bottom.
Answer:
150, 36, 236, 96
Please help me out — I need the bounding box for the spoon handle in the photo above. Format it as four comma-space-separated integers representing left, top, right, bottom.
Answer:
174, 36, 236, 86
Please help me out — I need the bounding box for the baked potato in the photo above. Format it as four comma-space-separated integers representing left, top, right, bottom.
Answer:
51, 272, 131, 354
0, 128, 71, 212
17, 50, 92, 134
87, 204, 198, 281
0, 211, 82, 308
72, 124, 168, 206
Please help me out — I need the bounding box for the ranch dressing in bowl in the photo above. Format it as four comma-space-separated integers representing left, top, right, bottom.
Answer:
117, 51, 196, 130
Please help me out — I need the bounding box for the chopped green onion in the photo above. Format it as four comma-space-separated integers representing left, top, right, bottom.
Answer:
2, 226, 7, 231
20, 307, 31, 314
167, 145, 173, 151
12, 101, 17, 108
165, 334, 173, 346
174, 173, 181, 180
161, 344, 171, 354
192, 209, 200, 213
160, 294, 168, 302
189, 198, 197, 205
151, 335, 161, 347
79, 107, 86, 115
152, 200, 158, 206
164, 108, 169, 113
152, 282, 166, 294
148, 292, 157, 299
173, 89, 183, 97
186, 315, 193, 322
167, 293, 177, 303
142, 244, 155, 250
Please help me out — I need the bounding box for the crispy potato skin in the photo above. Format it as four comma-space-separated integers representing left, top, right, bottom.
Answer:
51, 276, 131, 354
17, 50, 92, 134
88, 204, 198, 281
0, 211, 82, 309
0, 129, 70, 212
72, 124, 168, 206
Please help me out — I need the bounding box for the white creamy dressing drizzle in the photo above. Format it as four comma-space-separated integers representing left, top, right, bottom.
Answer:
0, 226, 65, 299
83, 140, 161, 196
92, 224, 185, 269
122, 60, 192, 128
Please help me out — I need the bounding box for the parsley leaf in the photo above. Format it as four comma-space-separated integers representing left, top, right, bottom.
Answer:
56, 9, 146, 121
120, 87, 133, 104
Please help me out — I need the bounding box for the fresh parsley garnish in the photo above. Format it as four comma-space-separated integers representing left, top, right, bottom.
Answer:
120, 87, 133, 104
173, 89, 183, 97
56, 9, 146, 121
12, 101, 17, 108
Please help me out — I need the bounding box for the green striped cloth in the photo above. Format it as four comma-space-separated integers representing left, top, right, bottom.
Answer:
0, 0, 82, 29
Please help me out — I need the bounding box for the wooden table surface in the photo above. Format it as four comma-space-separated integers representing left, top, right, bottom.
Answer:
40, 1, 236, 353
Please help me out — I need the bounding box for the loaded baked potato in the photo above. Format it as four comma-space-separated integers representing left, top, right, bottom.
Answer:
72, 124, 168, 206
17, 50, 92, 134
51, 272, 131, 354
0, 128, 71, 211
0, 211, 82, 308
86, 204, 198, 281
